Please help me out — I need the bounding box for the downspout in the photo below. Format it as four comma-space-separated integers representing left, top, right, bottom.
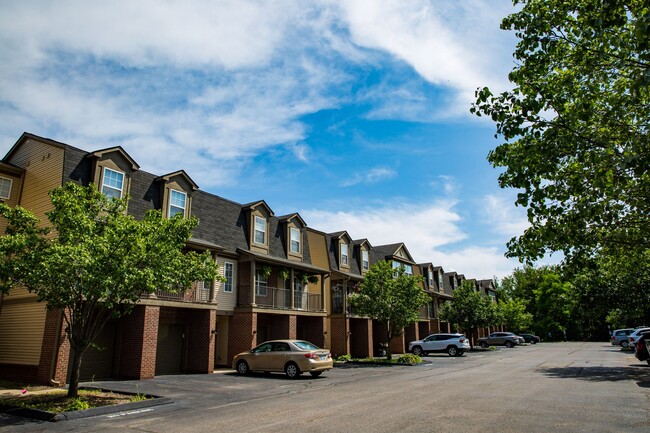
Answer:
49, 309, 64, 386
343, 276, 350, 354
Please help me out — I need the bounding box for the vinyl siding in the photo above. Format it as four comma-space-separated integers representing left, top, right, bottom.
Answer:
7, 138, 64, 228
0, 298, 47, 365
0, 172, 22, 234
215, 258, 237, 311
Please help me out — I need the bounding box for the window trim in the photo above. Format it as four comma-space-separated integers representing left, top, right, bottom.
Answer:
223, 262, 234, 293
254, 216, 267, 245
255, 270, 268, 296
340, 243, 349, 266
290, 227, 301, 253
362, 250, 369, 271
0, 176, 12, 200
168, 189, 187, 218
101, 167, 125, 199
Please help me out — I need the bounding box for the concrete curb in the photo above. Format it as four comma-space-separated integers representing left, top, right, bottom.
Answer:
0, 387, 173, 422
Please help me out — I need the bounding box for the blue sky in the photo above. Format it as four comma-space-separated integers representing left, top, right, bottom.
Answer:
0, 0, 553, 279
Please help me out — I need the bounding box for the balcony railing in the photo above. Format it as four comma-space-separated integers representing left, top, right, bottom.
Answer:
150, 281, 211, 303
243, 286, 322, 312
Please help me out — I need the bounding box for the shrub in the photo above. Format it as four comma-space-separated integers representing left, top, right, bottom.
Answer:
396, 354, 421, 365
65, 397, 90, 412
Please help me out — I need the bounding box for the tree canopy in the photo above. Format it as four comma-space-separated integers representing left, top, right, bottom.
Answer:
0, 182, 218, 396
472, 0, 649, 263
348, 260, 428, 359
439, 281, 499, 347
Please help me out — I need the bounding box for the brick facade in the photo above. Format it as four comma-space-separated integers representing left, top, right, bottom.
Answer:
187, 309, 217, 373
330, 316, 349, 357
229, 311, 258, 363
118, 305, 159, 379
36, 309, 70, 385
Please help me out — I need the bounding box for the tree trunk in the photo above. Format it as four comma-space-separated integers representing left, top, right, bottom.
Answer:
385, 325, 392, 361
67, 344, 84, 398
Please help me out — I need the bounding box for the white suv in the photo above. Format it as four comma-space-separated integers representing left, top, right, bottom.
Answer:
408, 333, 470, 357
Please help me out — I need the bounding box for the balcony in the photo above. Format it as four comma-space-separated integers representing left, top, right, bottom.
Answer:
241, 285, 322, 312
149, 281, 212, 303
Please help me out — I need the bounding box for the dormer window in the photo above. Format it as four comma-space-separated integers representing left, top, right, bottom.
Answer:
438, 273, 443, 292
340, 243, 349, 266
362, 250, 369, 271
428, 269, 433, 287
169, 189, 187, 218
290, 228, 300, 253
101, 167, 124, 199
254, 216, 266, 245
0, 177, 12, 200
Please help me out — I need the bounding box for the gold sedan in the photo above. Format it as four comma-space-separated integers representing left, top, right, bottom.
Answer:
232, 340, 333, 378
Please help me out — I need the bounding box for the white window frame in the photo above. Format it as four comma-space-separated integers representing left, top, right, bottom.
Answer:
255, 270, 268, 296
101, 167, 124, 199
362, 250, 369, 271
438, 273, 444, 292
392, 261, 413, 276
223, 262, 234, 293
290, 228, 300, 253
340, 243, 349, 266
169, 189, 187, 218
428, 269, 433, 287
254, 216, 266, 245
0, 176, 12, 200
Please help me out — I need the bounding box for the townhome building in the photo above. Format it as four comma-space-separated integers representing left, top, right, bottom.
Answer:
0, 133, 329, 385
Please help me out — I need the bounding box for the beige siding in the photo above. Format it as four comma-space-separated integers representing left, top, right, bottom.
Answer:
7, 139, 65, 228
306, 229, 330, 304
0, 172, 23, 234
0, 299, 47, 365
215, 258, 237, 311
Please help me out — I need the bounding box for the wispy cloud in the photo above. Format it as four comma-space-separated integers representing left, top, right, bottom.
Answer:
340, 167, 397, 187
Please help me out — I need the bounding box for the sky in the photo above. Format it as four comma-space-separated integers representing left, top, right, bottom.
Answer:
0, 0, 552, 280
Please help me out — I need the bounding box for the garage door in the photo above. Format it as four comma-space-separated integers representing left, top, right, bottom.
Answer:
70, 321, 117, 382
156, 324, 184, 375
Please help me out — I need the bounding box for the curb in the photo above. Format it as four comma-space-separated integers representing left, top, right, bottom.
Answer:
0, 387, 173, 422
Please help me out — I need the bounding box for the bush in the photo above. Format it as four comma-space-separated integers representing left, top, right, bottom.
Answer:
396, 354, 421, 365
335, 354, 352, 362
65, 397, 90, 412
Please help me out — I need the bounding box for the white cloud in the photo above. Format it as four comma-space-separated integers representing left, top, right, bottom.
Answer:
340, 167, 397, 187
483, 193, 530, 238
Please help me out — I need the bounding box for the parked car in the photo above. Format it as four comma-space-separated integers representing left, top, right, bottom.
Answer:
232, 340, 333, 378
628, 328, 650, 350
520, 333, 541, 344
610, 328, 634, 348
477, 332, 521, 348
634, 337, 650, 365
408, 333, 470, 357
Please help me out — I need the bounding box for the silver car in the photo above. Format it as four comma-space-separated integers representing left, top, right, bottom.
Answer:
611, 328, 634, 348
477, 332, 521, 348
408, 333, 470, 357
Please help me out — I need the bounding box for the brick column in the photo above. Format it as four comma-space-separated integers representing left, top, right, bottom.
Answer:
118, 305, 160, 379
37, 309, 70, 385
390, 333, 405, 355
187, 309, 217, 373
229, 312, 257, 364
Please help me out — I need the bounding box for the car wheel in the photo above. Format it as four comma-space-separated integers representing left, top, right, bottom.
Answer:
531, 340, 537, 344
480, 341, 488, 348
285, 362, 301, 379
236, 360, 249, 375
457, 350, 465, 356
310, 371, 323, 377
412, 346, 424, 356
505, 341, 514, 348
621, 340, 629, 348
447, 346, 458, 356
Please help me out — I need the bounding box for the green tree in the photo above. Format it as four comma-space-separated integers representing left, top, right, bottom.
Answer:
0, 183, 219, 397
348, 260, 428, 360
472, 0, 649, 263
439, 281, 499, 348
534, 273, 573, 340
498, 298, 533, 334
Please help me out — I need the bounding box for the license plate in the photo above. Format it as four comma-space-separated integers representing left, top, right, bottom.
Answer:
319, 355, 327, 360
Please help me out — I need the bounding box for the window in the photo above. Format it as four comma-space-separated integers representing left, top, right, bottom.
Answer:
101, 167, 124, 199
169, 189, 187, 218
223, 262, 234, 293
392, 261, 413, 276
438, 273, 444, 291
362, 250, 369, 271
0, 177, 12, 200
254, 216, 266, 245
340, 243, 348, 266
290, 228, 300, 253
428, 269, 433, 287
255, 270, 268, 296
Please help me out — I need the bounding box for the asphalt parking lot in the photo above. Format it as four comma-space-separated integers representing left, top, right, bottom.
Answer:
2, 342, 649, 432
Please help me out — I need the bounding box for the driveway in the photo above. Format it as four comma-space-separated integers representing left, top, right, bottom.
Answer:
2, 342, 649, 432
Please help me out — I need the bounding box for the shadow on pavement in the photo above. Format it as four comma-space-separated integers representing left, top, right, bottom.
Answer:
538, 365, 650, 388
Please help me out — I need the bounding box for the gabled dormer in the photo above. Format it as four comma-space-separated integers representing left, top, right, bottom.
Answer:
156, 170, 198, 219
279, 213, 306, 261
328, 231, 353, 271
419, 263, 435, 291
354, 239, 372, 275
435, 267, 445, 293
376, 243, 415, 276
89, 147, 140, 202
243, 200, 274, 254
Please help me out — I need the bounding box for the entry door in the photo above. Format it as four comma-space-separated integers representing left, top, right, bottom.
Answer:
294, 278, 305, 309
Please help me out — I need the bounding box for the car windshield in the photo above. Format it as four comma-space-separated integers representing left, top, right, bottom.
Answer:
293, 341, 320, 350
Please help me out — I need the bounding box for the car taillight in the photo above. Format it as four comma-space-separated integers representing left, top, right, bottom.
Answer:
304, 353, 318, 360
459, 338, 465, 342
